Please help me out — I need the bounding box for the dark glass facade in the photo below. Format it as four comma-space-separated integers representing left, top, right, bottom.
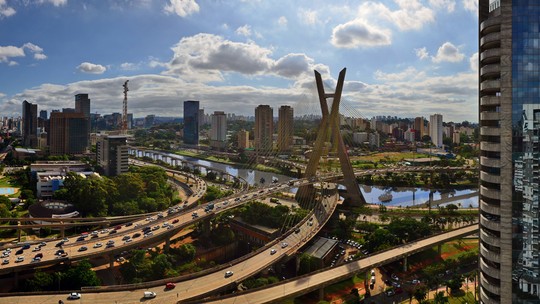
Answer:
183, 100, 199, 145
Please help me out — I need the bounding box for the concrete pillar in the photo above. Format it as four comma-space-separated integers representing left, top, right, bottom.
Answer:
109, 255, 114, 269
165, 237, 171, 252
17, 221, 21, 242
60, 225, 65, 238
403, 256, 408, 272
318, 287, 325, 300
13, 270, 18, 289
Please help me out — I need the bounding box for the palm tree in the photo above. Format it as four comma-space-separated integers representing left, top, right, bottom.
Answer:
433, 291, 448, 303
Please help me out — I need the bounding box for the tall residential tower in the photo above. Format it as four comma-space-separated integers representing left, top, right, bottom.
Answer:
479, 1, 540, 302
278, 105, 294, 152
183, 100, 199, 145
254, 105, 273, 152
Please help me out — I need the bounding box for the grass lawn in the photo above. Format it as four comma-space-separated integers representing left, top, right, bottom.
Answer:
351, 152, 432, 163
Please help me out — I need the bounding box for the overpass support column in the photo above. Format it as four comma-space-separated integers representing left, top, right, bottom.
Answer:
202, 218, 211, 236
165, 237, 171, 252
318, 287, 325, 300
109, 254, 114, 269
17, 221, 21, 242
13, 270, 18, 289
60, 226, 65, 238
403, 256, 408, 272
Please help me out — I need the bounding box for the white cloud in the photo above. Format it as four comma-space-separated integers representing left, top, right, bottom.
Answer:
0, 0, 15, 18
298, 9, 318, 26
462, 0, 478, 13
432, 42, 465, 63
120, 62, 138, 70
355, 1, 434, 32
278, 16, 287, 27
469, 52, 478, 72
0, 46, 25, 63
164, 0, 199, 17
77, 62, 107, 74
415, 47, 429, 60
375, 67, 425, 81
272, 53, 313, 78
331, 19, 391, 48
34, 53, 47, 60
429, 0, 455, 12
23, 43, 44, 53
8, 61, 18, 66
221, 23, 229, 30
235, 25, 251, 37
38, 0, 68, 6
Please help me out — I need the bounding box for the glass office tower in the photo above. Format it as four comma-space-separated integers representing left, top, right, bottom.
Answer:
480, 1, 540, 303
183, 100, 199, 145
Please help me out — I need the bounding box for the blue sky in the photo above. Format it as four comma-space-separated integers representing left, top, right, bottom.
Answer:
0, 0, 479, 121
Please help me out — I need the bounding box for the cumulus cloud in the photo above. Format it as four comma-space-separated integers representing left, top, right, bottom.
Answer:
37, 0, 68, 6
469, 52, 478, 72
120, 62, 138, 70
235, 25, 251, 37
432, 42, 465, 63
374, 67, 425, 82
164, 0, 199, 17
77, 62, 107, 74
0, 42, 47, 65
429, 0, 455, 12
331, 19, 391, 48
278, 16, 287, 27
0, 0, 15, 18
415, 47, 429, 60
273, 53, 313, 78
298, 9, 318, 26
462, 0, 478, 13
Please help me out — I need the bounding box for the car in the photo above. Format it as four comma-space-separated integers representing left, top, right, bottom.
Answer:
15, 256, 24, 263
152, 226, 159, 231
132, 233, 141, 238
270, 249, 277, 255
281, 242, 288, 248
34, 253, 43, 259
15, 249, 23, 255
32, 256, 41, 262
143, 291, 156, 299
22, 244, 30, 250
391, 273, 399, 281
106, 240, 115, 245
116, 257, 125, 263
165, 282, 176, 289
78, 246, 88, 252
224, 270, 234, 278
106, 243, 115, 248
39, 242, 46, 247
172, 219, 179, 224
125, 222, 133, 227
1, 259, 8, 265
62, 238, 69, 243
386, 289, 395, 297
144, 232, 153, 238
295, 228, 300, 234
32, 246, 41, 252
109, 230, 117, 235
76, 237, 86, 242
412, 279, 421, 285
68, 292, 81, 300
93, 243, 103, 248
124, 239, 132, 243
122, 235, 131, 241
115, 225, 122, 230
55, 249, 65, 255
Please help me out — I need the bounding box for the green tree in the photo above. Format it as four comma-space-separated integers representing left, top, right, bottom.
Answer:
366, 228, 398, 252
151, 254, 172, 279
433, 291, 448, 303
63, 260, 100, 289
27, 270, 53, 291
298, 253, 320, 275
175, 244, 196, 261
413, 284, 428, 303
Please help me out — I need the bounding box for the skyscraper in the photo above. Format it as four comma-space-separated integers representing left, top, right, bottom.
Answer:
22, 100, 38, 148
237, 129, 249, 149
183, 100, 199, 145
429, 114, 443, 148
254, 105, 273, 152
479, 1, 540, 302
210, 111, 227, 150
75, 94, 90, 147
278, 105, 294, 152
49, 112, 89, 155
414, 116, 424, 141
96, 135, 129, 176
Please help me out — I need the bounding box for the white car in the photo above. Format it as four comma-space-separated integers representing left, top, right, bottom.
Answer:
224, 270, 234, 278
270, 249, 277, 255
93, 243, 102, 248
281, 242, 288, 248
68, 292, 81, 299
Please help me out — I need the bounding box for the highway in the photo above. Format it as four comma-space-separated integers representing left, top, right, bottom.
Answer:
194, 224, 479, 304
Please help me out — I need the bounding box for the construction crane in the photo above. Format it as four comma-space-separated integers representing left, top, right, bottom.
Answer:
122, 80, 129, 134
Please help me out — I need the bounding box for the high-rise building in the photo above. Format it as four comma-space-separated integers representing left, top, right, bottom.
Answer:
183, 100, 199, 145
75, 94, 91, 147
39, 110, 47, 120
429, 114, 443, 148
414, 117, 424, 141
278, 105, 294, 152
49, 112, 89, 155
210, 111, 227, 150
254, 105, 273, 151
144, 114, 155, 128
479, 1, 540, 302
22, 100, 38, 148
96, 135, 129, 176
198, 108, 205, 129
238, 129, 249, 149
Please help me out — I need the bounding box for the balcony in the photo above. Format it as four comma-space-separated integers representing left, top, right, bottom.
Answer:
481, 141, 501, 152
481, 186, 501, 200
480, 243, 500, 263
480, 126, 500, 137
481, 214, 501, 232
480, 80, 501, 94
480, 287, 500, 304
480, 96, 500, 106
481, 48, 501, 64
480, 111, 500, 121
480, 156, 500, 167
480, 15, 501, 35
481, 32, 501, 50
480, 229, 500, 247
480, 273, 501, 295
480, 64, 500, 79
480, 199, 500, 216
481, 258, 500, 279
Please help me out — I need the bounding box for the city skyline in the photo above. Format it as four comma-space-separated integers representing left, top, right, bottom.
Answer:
1, 0, 478, 121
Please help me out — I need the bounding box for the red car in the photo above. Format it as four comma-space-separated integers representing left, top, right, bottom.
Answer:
165, 282, 176, 289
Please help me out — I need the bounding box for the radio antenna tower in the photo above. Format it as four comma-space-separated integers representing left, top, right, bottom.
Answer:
122, 80, 129, 134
